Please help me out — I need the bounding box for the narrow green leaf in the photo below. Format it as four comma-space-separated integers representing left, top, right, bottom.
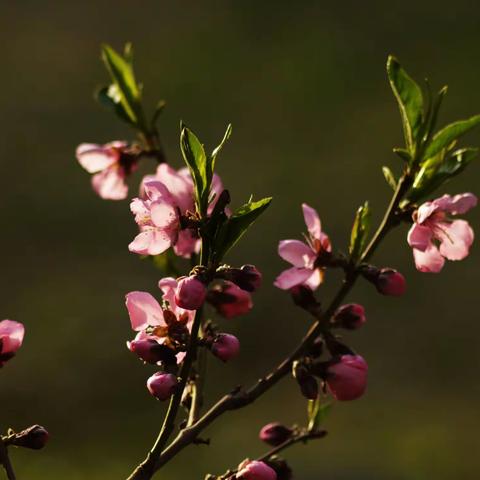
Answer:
101, 44, 142, 126
308, 398, 332, 432
387, 55, 424, 153
423, 86, 448, 145
180, 126, 208, 213
214, 197, 272, 260
382, 166, 397, 190
205, 124, 232, 198
423, 114, 480, 160
151, 99, 166, 129
392, 147, 411, 163
124, 42, 134, 64
349, 201, 371, 262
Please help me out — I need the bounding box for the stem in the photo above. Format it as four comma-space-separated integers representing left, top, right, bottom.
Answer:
149, 171, 412, 474
0, 439, 16, 480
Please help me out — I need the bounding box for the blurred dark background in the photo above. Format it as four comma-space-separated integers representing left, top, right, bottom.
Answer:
1, 1, 480, 479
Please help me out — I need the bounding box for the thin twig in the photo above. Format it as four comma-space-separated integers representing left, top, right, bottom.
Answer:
0, 439, 16, 480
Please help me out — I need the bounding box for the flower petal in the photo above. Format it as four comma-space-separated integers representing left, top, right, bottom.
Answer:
150, 201, 179, 230
91, 168, 128, 200
302, 203, 322, 240
407, 224, 433, 252
438, 220, 474, 261
156, 164, 195, 212
435, 193, 478, 216
76, 144, 117, 173
128, 229, 173, 256
274, 267, 314, 290
413, 245, 445, 273
278, 240, 315, 268
125, 292, 164, 331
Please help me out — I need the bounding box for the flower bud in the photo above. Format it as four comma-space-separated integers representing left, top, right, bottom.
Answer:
237, 460, 277, 480
326, 354, 368, 401
264, 458, 292, 480
333, 304, 366, 330
11, 425, 49, 450
375, 268, 406, 296
175, 276, 207, 310
147, 372, 178, 401
259, 423, 293, 446
292, 361, 318, 399
211, 333, 240, 362
0, 319, 25, 367
127, 339, 177, 366
290, 285, 321, 315
215, 265, 262, 292
207, 281, 253, 319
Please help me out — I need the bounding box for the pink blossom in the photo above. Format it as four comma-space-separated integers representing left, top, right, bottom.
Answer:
326, 354, 368, 401
407, 193, 477, 273
208, 281, 253, 319
211, 333, 240, 362
175, 276, 207, 310
125, 283, 195, 365
237, 460, 277, 480
0, 320, 25, 367
147, 372, 178, 400
76, 142, 136, 200
274, 203, 331, 290
134, 164, 226, 258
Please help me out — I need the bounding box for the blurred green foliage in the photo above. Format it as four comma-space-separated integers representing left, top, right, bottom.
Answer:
0, 1, 479, 479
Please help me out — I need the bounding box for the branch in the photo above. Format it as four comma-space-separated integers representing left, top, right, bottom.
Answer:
151, 172, 412, 472
0, 438, 16, 480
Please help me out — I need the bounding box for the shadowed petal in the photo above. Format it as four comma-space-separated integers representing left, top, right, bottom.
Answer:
407, 224, 433, 251
302, 203, 322, 239
413, 245, 445, 273
274, 267, 313, 290
125, 292, 164, 331
438, 220, 474, 261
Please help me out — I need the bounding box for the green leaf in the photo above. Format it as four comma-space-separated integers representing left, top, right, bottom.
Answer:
349, 201, 371, 262
423, 114, 480, 160
387, 55, 424, 153
307, 398, 332, 432
101, 43, 144, 128
392, 147, 411, 163
406, 147, 478, 203
213, 197, 272, 260
180, 125, 208, 213
206, 124, 232, 200
382, 166, 397, 190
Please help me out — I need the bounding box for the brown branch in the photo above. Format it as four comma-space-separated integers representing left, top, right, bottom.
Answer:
0, 438, 16, 480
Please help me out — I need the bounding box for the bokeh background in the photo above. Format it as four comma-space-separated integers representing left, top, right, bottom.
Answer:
1, 1, 480, 479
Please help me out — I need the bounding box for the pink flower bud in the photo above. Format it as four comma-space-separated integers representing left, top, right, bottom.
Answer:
259, 423, 293, 446
146, 372, 178, 401
175, 276, 207, 310
333, 304, 366, 330
326, 354, 368, 401
0, 320, 25, 367
207, 281, 253, 319
211, 333, 240, 362
239, 265, 262, 291
127, 339, 177, 366
11, 425, 49, 450
237, 460, 277, 480
375, 268, 406, 296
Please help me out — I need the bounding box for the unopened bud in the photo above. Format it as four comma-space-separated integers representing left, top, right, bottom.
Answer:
11, 425, 49, 450
237, 460, 277, 480
333, 303, 366, 330
264, 457, 292, 480
211, 333, 240, 362
215, 265, 262, 292
147, 372, 178, 401
207, 282, 253, 319
362, 266, 406, 296
290, 285, 321, 314
325, 354, 368, 401
175, 276, 207, 310
259, 423, 293, 446
127, 339, 177, 365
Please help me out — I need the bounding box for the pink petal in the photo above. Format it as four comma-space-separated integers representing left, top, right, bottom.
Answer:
407, 224, 433, 252
437, 220, 474, 261
413, 244, 445, 273
128, 229, 173, 256
150, 201, 179, 230
156, 164, 194, 212
416, 201, 438, 224
76, 143, 117, 173
143, 181, 174, 203
302, 203, 322, 240
274, 267, 314, 290
304, 268, 324, 290
158, 277, 178, 307
130, 198, 151, 225
278, 240, 316, 268
125, 292, 165, 331
91, 168, 128, 200
434, 193, 478, 216
0, 320, 25, 354
173, 229, 200, 258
